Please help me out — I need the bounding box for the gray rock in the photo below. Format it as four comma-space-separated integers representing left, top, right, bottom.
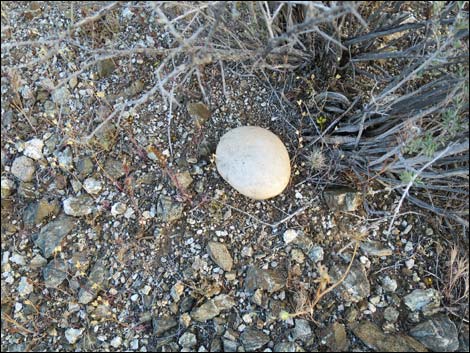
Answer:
330, 261, 370, 303
11, 156, 35, 182
75, 157, 94, 180
1, 177, 15, 198
17, 277, 34, 297
244, 266, 286, 294
153, 316, 178, 336
351, 321, 427, 352
382, 276, 398, 292
33, 215, 76, 258
30, 254, 47, 269
63, 195, 94, 217
10, 253, 26, 266
78, 260, 108, 304
90, 123, 117, 152
222, 338, 238, 352
51, 87, 71, 105
110, 336, 122, 348
290, 319, 312, 342
384, 306, 400, 322
43, 259, 68, 288
103, 158, 125, 179
24, 138, 44, 160
404, 289, 441, 315
23, 198, 60, 226
360, 240, 393, 257
459, 324, 469, 352
156, 195, 184, 222
273, 342, 302, 352
322, 322, 349, 351
191, 294, 235, 322
55, 147, 73, 171
96, 58, 116, 78
240, 327, 269, 351
175, 171, 193, 189
323, 187, 362, 212
65, 327, 83, 345
409, 315, 459, 352
308, 246, 324, 263
207, 241, 233, 271
179, 332, 197, 348
83, 178, 102, 195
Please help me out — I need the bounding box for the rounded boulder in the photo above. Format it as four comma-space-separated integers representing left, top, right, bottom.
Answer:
216, 126, 290, 200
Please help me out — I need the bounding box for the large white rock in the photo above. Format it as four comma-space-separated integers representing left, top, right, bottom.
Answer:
216, 126, 290, 200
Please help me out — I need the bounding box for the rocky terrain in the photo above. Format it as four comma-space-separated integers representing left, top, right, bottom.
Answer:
1, 2, 469, 352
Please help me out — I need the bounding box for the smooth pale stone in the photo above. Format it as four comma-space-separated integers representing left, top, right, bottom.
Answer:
216, 126, 290, 200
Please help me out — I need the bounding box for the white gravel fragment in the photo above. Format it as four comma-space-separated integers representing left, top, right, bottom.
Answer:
111, 202, 127, 216
24, 138, 44, 160
110, 336, 123, 348
283, 229, 298, 244
83, 178, 102, 194
65, 328, 84, 344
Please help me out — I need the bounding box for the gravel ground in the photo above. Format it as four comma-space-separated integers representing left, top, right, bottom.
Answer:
1, 2, 469, 352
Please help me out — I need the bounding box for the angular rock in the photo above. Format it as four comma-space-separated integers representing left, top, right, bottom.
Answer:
78, 260, 108, 304
191, 294, 235, 322
75, 157, 94, 180
153, 316, 178, 336
175, 171, 193, 189
30, 254, 47, 269
83, 178, 102, 195
1, 177, 15, 198
23, 198, 60, 226
240, 327, 270, 351
351, 321, 427, 352
244, 266, 286, 294
404, 289, 441, 315
360, 240, 393, 257
179, 332, 197, 348
207, 241, 233, 271
308, 246, 324, 263
409, 315, 459, 352
63, 195, 94, 217
323, 187, 362, 212
222, 338, 238, 352
273, 342, 302, 352
103, 158, 125, 179
283, 229, 298, 244
65, 328, 83, 345
90, 123, 117, 152
33, 215, 75, 258
381, 276, 398, 292
156, 195, 184, 222
43, 259, 68, 288
330, 261, 370, 303
11, 156, 35, 182
55, 147, 73, 171
290, 319, 312, 342
384, 306, 400, 323
322, 322, 350, 351
24, 138, 44, 160
51, 87, 70, 105
18, 277, 34, 297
